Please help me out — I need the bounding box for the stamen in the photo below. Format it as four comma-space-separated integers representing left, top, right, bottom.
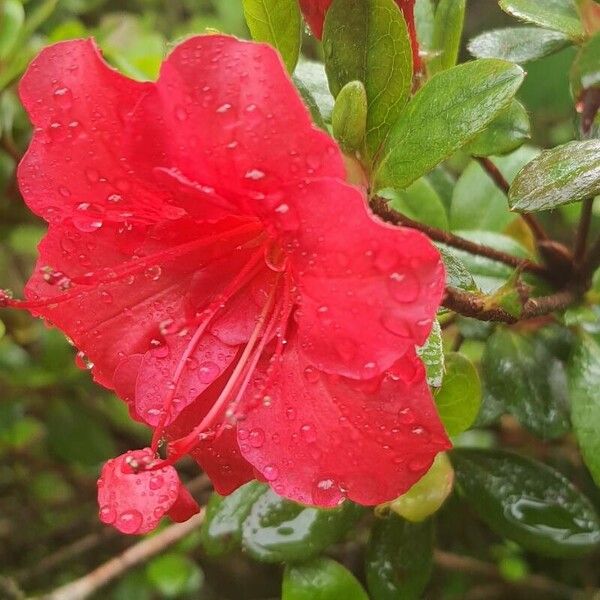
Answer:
150, 243, 269, 450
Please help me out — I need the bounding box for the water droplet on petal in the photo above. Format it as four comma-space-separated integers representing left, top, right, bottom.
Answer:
244, 169, 265, 181
249, 428, 265, 448
300, 423, 317, 443
99, 505, 116, 524
197, 361, 220, 384
303, 366, 319, 383
373, 248, 397, 272
149, 475, 164, 491
53, 86, 73, 109
388, 271, 420, 303
100, 290, 113, 304
312, 478, 344, 505
263, 464, 279, 481
116, 509, 143, 534
144, 265, 162, 281
216, 102, 232, 113
380, 309, 412, 337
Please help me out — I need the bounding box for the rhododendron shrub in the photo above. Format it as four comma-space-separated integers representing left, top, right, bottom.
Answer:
2, 0, 600, 597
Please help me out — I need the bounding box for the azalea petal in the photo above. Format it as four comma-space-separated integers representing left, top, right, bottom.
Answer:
97, 448, 198, 535
23, 217, 261, 388
135, 332, 237, 427
126, 35, 345, 211
18, 39, 178, 226
256, 179, 445, 379
238, 339, 451, 506
299, 0, 331, 39
166, 391, 256, 495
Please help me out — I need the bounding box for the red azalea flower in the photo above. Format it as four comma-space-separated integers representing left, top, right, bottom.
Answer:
299, 0, 422, 72
5, 34, 449, 534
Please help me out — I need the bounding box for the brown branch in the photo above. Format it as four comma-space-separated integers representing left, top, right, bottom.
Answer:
582, 233, 600, 280
40, 511, 205, 600
443, 286, 580, 323
371, 197, 550, 280
574, 198, 594, 265
475, 157, 549, 242
434, 550, 580, 598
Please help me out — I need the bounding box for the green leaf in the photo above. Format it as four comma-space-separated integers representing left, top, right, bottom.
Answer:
294, 60, 335, 122
283, 558, 369, 600
146, 553, 203, 598
323, 0, 413, 157
242, 0, 302, 73
437, 247, 479, 292
571, 31, 600, 99
450, 147, 540, 232
293, 76, 327, 129
465, 100, 531, 157
241, 489, 364, 562
499, 0, 585, 40
452, 448, 600, 557
332, 80, 368, 154
374, 60, 525, 191
200, 481, 267, 556
381, 178, 449, 230
417, 319, 444, 388
429, 0, 466, 74
414, 0, 435, 52
0, 0, 25, 60
366, 514, 433, 600
389, 453, 454, 522
468, 27, 571, 64
568, 334, 600, 487
434, 352, 482, 436
441, 231, 532, 293
509, 140, 600, 212
482, 329, 570, 439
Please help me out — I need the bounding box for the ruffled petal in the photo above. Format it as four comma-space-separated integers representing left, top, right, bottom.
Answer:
238, 338, 451, 507
255, 179, 445, 379
18, 39, 178, 226
125, 35, 345, 214
97, 448, 199, 535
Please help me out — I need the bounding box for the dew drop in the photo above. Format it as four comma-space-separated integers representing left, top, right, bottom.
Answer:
244, 169, 265, 181
303, 366, 319, 383
380, 309, 412, 337
116, 509, 143, 534
300, 423, 317, 443
398, 407, 416, 425
408, 456, 432, 473
263, 464, 279, 481
99, 505, 116, 524
248, 428, 265, 448
100, 290, 113, 304
53, 86, 73, 109
144, 265, 162, 281
174, 105, 188, 121
197, 361, 220, 384
216, 102, 232, 113
149, 475, 164, 491
373, 248, 397, 272
388, 270, 420, 303
312, 478, 343, 505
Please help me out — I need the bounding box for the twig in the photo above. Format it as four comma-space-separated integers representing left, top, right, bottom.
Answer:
574, 199, 594, 265
582, 234, 600, 281
443, 286, 580, 324
475, 157, 549, 242
434, 550, 580, 598
39, 511, 205, 600
371, 197, 550, 279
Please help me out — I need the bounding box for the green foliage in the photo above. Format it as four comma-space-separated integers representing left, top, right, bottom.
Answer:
468, 27, 571, 64
332, 80, 368, 154
323, 0, 413, 157
452, 448, 600, 557
282, 558, 369, 600
428, 0, 465, 74
374, 60, 525, 191
366, 514, 433, 600
242, 0, 301, 72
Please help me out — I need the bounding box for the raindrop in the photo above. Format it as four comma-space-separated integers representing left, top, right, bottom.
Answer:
248, 428, 265, 448
99, 505, 116, 524
312, 478, 344, 505
174, 105, 188, 121
244, 169, 265, 181
197, 361, 220, 384
144, 265, 162, 281
149, 475, 164, 491
100, 290, 113, 304
380, 309, 412, 337
53, 86, 73, 109
387, 270, 420, 303
263, 464, 279, 481
300, 424, 317, 443
216, 103, 232, 113
116, 509, 143, 534
303, 366, 319, 383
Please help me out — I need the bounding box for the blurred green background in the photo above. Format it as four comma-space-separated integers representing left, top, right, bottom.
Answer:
0, 1, 591, 599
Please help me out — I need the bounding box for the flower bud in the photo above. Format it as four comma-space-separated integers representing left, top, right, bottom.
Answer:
332, 80, 368, 155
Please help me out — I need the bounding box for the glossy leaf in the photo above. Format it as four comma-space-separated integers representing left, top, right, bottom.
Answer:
146, 553, 204, 598
323, 0, 413, 157
374, 60, 524, 191
468, 27, 570, 64
437, 247, 479, 292
381, 178, 449, 230
509, 140, 600, 212
294, 60, 334, 122
482, 329, 570, 439
451, 147, 540, 232
571, 31, 600, 98
389, 453, 454, 522
452, 448, 600, 557
568, 334, 600, 487
241, 489, 364, 562
282, 558, 369, 600
465, 100, 531, 157
434, 353, 482, 436
200, 482, 267, 556
429, 0, 465, 74
242, 0, 302, 72
332, 80, 368, 154
0, 0, 24, 60
418, 319, 444, 388
499, 0, 585, 40
414, 0, 435, 52
366, 514, 433, 599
